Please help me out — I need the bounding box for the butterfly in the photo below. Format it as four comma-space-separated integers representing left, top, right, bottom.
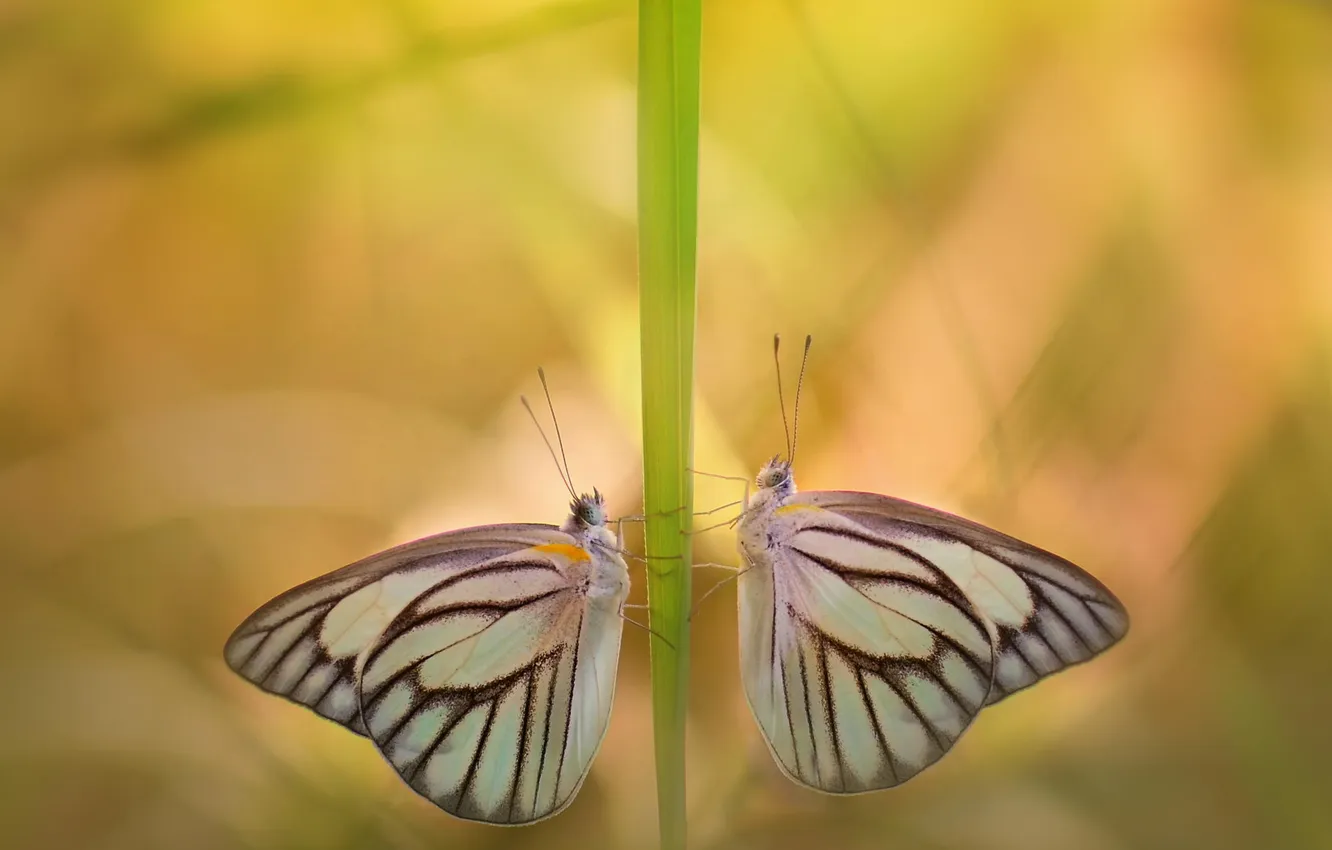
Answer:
224, 376, 632, 825
732, 335, 1129, 794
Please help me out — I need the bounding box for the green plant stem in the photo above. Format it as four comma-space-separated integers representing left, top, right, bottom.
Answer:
637, 0, 700, 848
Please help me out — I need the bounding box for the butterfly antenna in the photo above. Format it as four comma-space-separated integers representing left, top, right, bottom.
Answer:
537, 367, 577, 495
773, 333, 792, 460
521, 392, 577, 500
790, 334, 813, 464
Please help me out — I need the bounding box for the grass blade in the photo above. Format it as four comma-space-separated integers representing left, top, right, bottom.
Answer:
637, 0, 701, 847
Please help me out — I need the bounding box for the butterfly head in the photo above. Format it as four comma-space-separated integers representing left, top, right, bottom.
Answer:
756, 456, 795, 495
568, 488, 609, 530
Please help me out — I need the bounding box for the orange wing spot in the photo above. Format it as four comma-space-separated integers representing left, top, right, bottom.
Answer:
534, 543, 591, 562
775, 504, 825, 516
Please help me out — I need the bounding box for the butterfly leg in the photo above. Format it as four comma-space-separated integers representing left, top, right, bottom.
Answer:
688, 468, 751, 512
617, 550, 689, 565
688, 572, 747, 621
614, 507, 686, 524
693, 499, 745, 517
687, 558, 756, 621
617, 500, 743, 524
617, 608, 675, 648
686, 515, 745, 535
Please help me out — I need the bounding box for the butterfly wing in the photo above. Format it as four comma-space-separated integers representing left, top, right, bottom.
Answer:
740, 504, 996, 794
799, 491, 1130, 704
357, 541, 626, 825
223, 524, 565, 734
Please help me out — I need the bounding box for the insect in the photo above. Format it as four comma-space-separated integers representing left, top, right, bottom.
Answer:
224, 373, 631, 825
733, 335, 1129, 794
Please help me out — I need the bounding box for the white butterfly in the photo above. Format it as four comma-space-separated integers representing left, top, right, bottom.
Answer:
733, 336, 1129, 794
224, 380, 631, 825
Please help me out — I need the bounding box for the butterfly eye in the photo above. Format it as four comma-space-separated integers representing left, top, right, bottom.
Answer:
758, 466, 788, 489
576, 499, 603, 527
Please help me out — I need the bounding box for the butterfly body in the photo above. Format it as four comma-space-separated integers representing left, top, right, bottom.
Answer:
735, 455, 1128, 795
557, 500, 632, 606
225, 492, 629, 825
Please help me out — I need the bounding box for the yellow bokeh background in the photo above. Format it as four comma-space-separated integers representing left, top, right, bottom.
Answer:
3, 1, 1331, 847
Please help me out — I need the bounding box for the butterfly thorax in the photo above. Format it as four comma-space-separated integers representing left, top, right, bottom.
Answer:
584, 531, 629, 606
738, 459, 799, 566
559, 491, 629, 609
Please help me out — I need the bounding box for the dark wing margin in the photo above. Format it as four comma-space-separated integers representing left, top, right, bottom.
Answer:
803, 491, 1130, 703
742, 519, 996, 794
223, 524, 560, 733
355, 549, 611, 825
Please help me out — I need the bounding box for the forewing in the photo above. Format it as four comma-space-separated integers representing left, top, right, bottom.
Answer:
740, 507, 995, 794
802, 491, 1130, 704
223, 524, 564, 733
357, 544, 625, 825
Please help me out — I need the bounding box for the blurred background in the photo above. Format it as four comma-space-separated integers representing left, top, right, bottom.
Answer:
3, 0, 1331, 847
